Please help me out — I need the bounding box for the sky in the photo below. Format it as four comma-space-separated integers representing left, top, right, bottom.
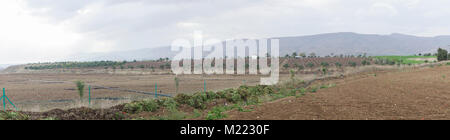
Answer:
1, 0, 450, 64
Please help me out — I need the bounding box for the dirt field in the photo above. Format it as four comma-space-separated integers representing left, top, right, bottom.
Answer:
226, 66, 450, 120
0, 73, 293, 112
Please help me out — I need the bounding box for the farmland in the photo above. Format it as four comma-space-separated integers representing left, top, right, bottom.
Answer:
0, 56, 449, 120
0, 73, 273, 112
226, 64, 450, 120
374, 56, 437, 65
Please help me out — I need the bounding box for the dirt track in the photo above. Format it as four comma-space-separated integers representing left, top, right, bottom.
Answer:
226, 66, 450, 120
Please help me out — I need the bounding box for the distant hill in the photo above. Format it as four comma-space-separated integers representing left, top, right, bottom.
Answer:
278, 32, 450, 56
68, 32, 450, 61
0, 64, 16, 71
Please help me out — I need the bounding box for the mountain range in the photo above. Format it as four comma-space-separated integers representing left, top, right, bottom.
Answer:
70, 32, 450, 61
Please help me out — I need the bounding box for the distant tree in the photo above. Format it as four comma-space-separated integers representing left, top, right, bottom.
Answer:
165, 62, 171, 69
309, 53, 316, 58
437, 48, 448, 61
320, 62, 329, 67
335, 62, 342, 68
299, 53, 306, 58
283, 63, 289, 69
322, 68, 327, 75
292, 52, 298, 58
348, 61, 357, 67
320, 62, 329, 75
285, 54, 290, 58
150, 66, 155, 72
361, 60, 368, 66
297, 65, 304, 71
307, 62, 314, 71
335, 62, 343, 71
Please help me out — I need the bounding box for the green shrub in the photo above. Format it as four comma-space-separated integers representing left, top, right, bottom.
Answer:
438, 48, 448, 61
263, 86, 275, 95
216, 91, 227, 99
205, 106, 227, 120
124, 99, 160, 113
237, 86, 251, 101
278, 88, 288, 96
0, 112, 29, 120
158, 98, 178, 111
187, 93, 209, 109
206, 91, 219, 100
74, 81, 85, 102
246, 96, 260, 105
230, 93, 242, 103
288, 89, 297, 96
310, 87, 318, 93
174, 94, 191, 105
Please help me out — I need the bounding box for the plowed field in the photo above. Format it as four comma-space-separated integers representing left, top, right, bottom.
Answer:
226, 66, 450, 120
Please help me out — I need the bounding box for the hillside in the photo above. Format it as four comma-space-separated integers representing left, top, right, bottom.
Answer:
66, 32, 450, 61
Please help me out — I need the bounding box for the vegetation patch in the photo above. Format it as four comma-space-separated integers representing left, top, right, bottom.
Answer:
374, 56, 437, 65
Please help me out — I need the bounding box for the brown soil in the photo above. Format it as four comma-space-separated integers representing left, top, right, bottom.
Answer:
225, 66, 450, 120
0, 73, 293, 112
21, 105, 126, 120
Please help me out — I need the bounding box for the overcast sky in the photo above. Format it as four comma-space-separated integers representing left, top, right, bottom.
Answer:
1, 0, 450, 64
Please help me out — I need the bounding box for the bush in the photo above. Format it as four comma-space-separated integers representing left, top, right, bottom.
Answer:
248, 86, 262, 96
158, 98, 178, 111
230, 93, 242, 103
75, 81, 85, 102
438, 48, 448, 61
216, 91, 227, 98
206, 91, 219, 100
310, 87, 318, 93
205, 106, 227, 120
0, 112, 29, 120
124, 99, 160, 113
187, 93, 209, 109
237, 86, 251, 101
174, 94, 191, 105
263, 86, 275, 95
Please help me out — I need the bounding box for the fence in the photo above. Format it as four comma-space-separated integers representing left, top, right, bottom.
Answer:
3, 79, 219, 111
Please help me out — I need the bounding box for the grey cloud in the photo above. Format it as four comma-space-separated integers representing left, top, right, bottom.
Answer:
19, 0, 450, 56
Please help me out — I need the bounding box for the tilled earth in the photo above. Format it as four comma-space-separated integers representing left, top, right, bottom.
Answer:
226, 66, 450, 120
0, 73, 269, 111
